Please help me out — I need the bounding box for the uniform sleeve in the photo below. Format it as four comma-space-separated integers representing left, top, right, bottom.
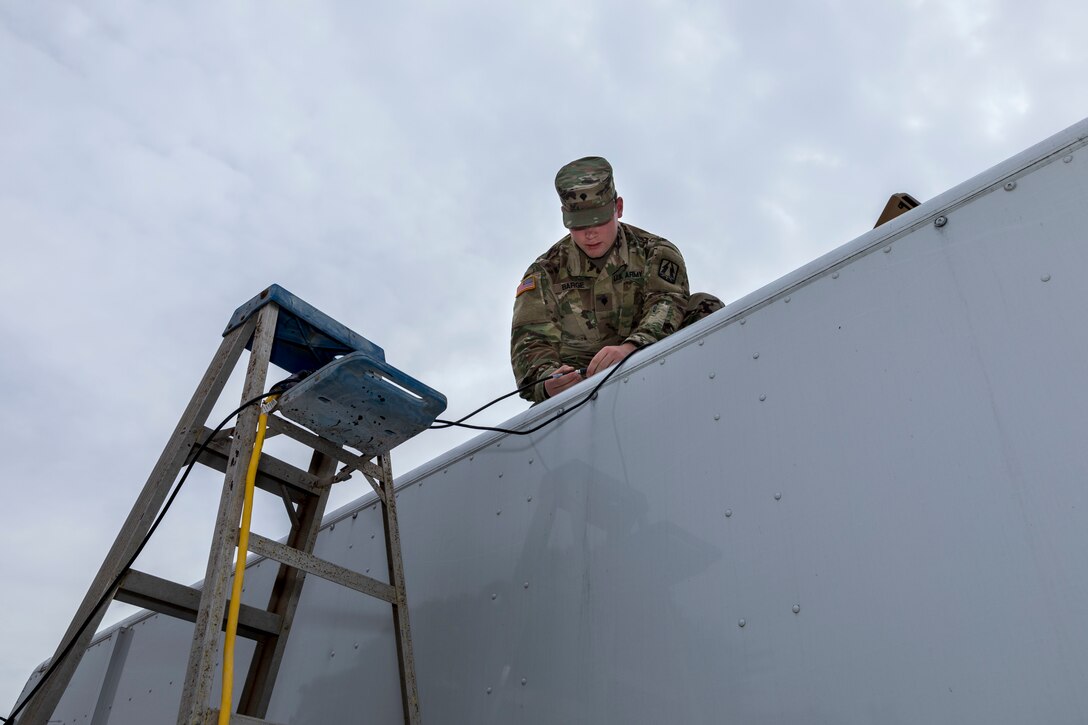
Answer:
511, 266, 563, 403
624, 242, 690, 349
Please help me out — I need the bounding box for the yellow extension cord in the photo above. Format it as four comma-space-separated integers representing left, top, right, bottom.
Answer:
219, 397, 275, 725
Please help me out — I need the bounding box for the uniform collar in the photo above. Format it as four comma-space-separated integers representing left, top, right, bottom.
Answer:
564, 223, 630, 277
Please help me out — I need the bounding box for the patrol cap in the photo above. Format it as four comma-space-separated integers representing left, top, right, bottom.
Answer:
555, 156, 617, 229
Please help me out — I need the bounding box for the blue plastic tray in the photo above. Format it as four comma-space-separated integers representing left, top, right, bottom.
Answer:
275, 351, 447, 456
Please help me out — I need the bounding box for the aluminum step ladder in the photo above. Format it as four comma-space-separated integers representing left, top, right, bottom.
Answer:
14, 285, 445, 725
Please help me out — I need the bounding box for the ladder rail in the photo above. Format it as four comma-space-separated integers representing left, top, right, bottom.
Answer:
380, 454, 422, 725
177, 304, 279, 725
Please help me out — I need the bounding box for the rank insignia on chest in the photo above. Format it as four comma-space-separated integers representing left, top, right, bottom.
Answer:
516, 276, 537, 297
658, 259, 679, 284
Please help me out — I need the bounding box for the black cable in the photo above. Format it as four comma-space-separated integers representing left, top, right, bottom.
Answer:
429, 351, 637, 435
427, 365, 587, 428
427, 379, 539, 429
3, 392, 272, 725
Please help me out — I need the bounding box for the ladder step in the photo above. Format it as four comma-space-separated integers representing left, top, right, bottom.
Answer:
197, 428, 323, 498
207, 707, 285, 724
248, 532, 397, 603
117, 569, 282, 640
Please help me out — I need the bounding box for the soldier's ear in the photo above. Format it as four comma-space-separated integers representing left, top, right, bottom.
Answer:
615, 197, 624, 219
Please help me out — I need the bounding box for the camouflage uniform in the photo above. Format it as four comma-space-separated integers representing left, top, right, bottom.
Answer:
511, 223, 694, 401
511, 156, 723, 403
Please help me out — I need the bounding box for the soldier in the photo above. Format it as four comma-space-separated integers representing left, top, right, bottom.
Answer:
511, 156, 722, 402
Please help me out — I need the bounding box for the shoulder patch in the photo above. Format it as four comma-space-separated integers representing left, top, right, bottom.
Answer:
658, 259, 679, 284
516, 275, 537, 297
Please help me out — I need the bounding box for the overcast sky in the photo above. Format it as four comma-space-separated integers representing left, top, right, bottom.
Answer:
2, 0, 1086, 712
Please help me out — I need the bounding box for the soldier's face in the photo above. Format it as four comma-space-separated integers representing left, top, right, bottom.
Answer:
570, 197, 624, 259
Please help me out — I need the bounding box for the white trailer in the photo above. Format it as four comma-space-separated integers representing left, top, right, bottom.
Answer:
14, 117, 1088, 724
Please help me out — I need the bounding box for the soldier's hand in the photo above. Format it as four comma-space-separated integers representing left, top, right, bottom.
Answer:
544, 365, 583, 398
586, 342, 637, 377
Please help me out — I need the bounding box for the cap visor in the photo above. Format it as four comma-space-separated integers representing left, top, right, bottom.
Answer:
563, 202, 615, 229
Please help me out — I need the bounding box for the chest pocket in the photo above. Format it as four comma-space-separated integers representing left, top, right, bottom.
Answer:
556, 281, 596, 341
613, 276, 642, 335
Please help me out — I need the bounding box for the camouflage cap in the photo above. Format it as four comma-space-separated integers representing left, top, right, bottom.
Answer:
554, 156, 617, 229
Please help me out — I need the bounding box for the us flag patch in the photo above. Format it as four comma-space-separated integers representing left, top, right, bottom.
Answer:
516, 276, 537, 297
